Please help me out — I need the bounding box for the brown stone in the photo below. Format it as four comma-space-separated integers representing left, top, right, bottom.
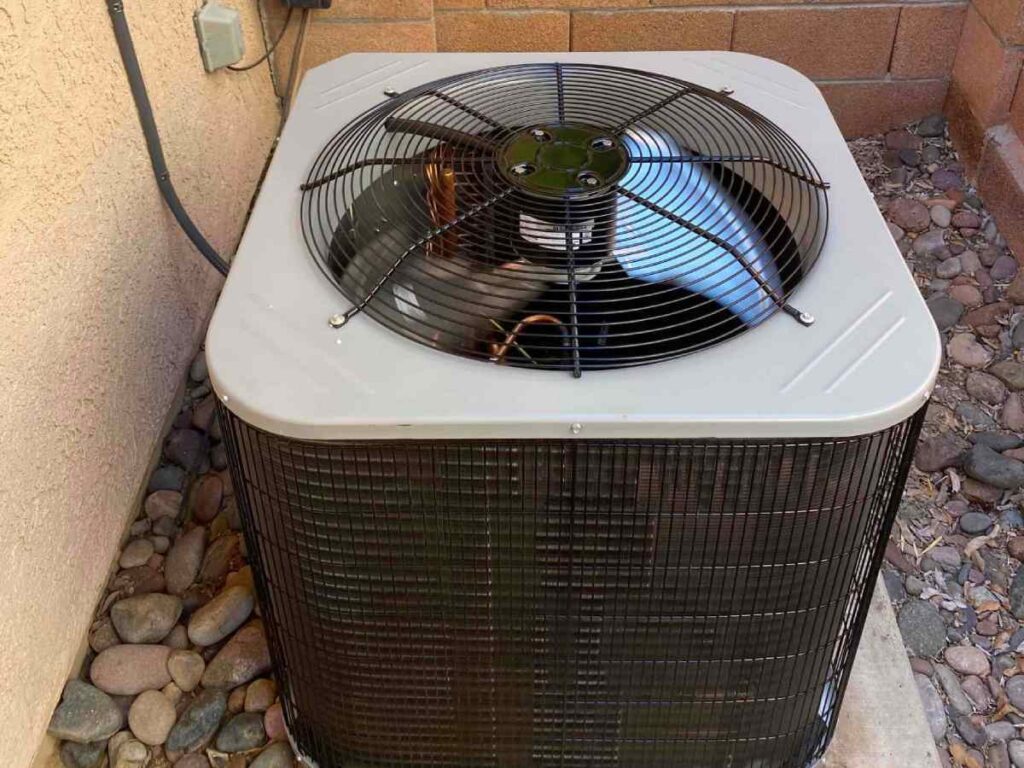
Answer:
435, 0, 484, 7
891, 4, 967, 79
193, 474, 223, 524
963, 301, 1011, 329
962, 477, 1003, 505
821, 80, 947, 138
202, 622, 272, 690
951, 6, 1024, 127
950, 283, 985, 308
1003, 392, 1024, 431
571, 10, 733, 51
436, 10, 568, 51
1008, 536, 1024, 560
733, 7, 898, 79
320, 0, 433, 18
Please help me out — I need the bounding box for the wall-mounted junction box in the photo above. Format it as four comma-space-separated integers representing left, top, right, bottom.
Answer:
194, 2, 245, 72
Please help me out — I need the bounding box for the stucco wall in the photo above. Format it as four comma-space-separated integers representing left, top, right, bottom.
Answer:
0, 2, 280, 765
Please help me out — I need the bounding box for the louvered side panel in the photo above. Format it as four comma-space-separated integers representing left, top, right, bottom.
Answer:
219, 408, 923, 768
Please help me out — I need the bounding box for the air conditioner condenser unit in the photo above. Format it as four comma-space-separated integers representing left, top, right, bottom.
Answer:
207, 52, 941, 768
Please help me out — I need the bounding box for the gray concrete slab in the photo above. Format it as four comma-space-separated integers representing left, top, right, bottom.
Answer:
824, 579, 942, 767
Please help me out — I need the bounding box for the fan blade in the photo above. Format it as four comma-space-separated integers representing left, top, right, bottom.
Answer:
615, 128, 783, 326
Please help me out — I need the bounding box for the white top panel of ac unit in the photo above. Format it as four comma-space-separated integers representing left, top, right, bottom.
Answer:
207, 51, 941, 440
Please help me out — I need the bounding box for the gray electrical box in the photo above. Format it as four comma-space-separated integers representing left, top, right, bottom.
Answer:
194, 2, 245, 72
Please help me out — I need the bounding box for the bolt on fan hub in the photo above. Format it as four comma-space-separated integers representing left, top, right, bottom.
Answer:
499, 124, 628, 197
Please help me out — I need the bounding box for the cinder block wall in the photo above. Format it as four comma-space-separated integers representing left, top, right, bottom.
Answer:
273, 0, 966, 136
946, 0, 1024, 258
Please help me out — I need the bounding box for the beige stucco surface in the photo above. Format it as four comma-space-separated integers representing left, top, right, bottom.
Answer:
0, 1, 280, 764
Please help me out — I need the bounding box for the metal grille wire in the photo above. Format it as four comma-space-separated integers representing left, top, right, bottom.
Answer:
300, 63, 829, 374
219, 406, 923, 768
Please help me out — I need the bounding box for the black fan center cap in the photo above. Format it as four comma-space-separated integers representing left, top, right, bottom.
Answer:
499, 124, 628, 198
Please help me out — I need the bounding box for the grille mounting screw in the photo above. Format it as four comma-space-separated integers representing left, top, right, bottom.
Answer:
328, 314, 348, 328
510, 162, 535, 177
590, 137, 615, 151
799, 312, 815, 326
577, 171, 601, 188
529, 128, 552, 142
719, 87, 734, 96
383, 87, 399, 98
570, 423, 583, 434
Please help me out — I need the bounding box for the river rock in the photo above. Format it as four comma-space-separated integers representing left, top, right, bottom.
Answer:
165, 688, 227, 754
993, 254, 1019, 281
89, 644, 172, 696
263, 700, 285, 741
1004, 394, 1024, 431
963, 675, 994, 711
119, 539, 155, 569
166, 429, 208, 473
165, 527, 207, 596
202, 622, 271, 689
898, 600, 947, 657
945, 645, 990, 676
167, 650, 205, 693
251, 742, 295, 768
111, 566, 165, 596
935, 664, 975, 717
967, 371, 1008, 405
931, 205, 953, 229
913, 229, 947, 256
244, 679, 277, 713
888, 198, 930, 231
48, 679, 124, 743
128, 690, 176, 746
1010, 740, 1024, 767
112, 738, 148, 768
59, 740, 106, 768
915, 433, 969, 472
188, 585, 254, 647
1011, 567, 1024, 619
915, 674, 946, 741
148, 465, 185, 494
964, 444, 1024, 489
1008, 676, 1024, 710
216, 712, 267, 752
960, 511, 995, 535
110, 593, 182, 644
948, 334, 993, 368
193, 475, 223, 524
174, 756, 211, 768
927, 294, 964, 331
89, 617, 120, 654
993, 361, 1024, 391
144, 491, 182, 521
199, 534, 240, 586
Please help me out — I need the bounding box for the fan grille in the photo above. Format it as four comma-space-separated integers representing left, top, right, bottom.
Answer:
301, 64, 829, 373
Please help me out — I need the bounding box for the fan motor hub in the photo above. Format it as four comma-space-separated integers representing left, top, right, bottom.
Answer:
499, 124, 628, 197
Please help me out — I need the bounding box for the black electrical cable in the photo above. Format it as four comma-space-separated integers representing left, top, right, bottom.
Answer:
105, 0, 230, 276
228, 7, 294, 72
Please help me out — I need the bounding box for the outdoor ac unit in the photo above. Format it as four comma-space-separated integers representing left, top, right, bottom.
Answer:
207, 52, 941, 768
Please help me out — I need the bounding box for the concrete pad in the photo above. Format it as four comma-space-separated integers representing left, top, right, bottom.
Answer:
824, 579, 942, 767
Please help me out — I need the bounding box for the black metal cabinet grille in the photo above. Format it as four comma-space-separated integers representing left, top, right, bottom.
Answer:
219, 407, 923, 768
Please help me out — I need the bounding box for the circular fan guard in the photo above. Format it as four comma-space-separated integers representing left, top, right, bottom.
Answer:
301, 63, 829, 375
